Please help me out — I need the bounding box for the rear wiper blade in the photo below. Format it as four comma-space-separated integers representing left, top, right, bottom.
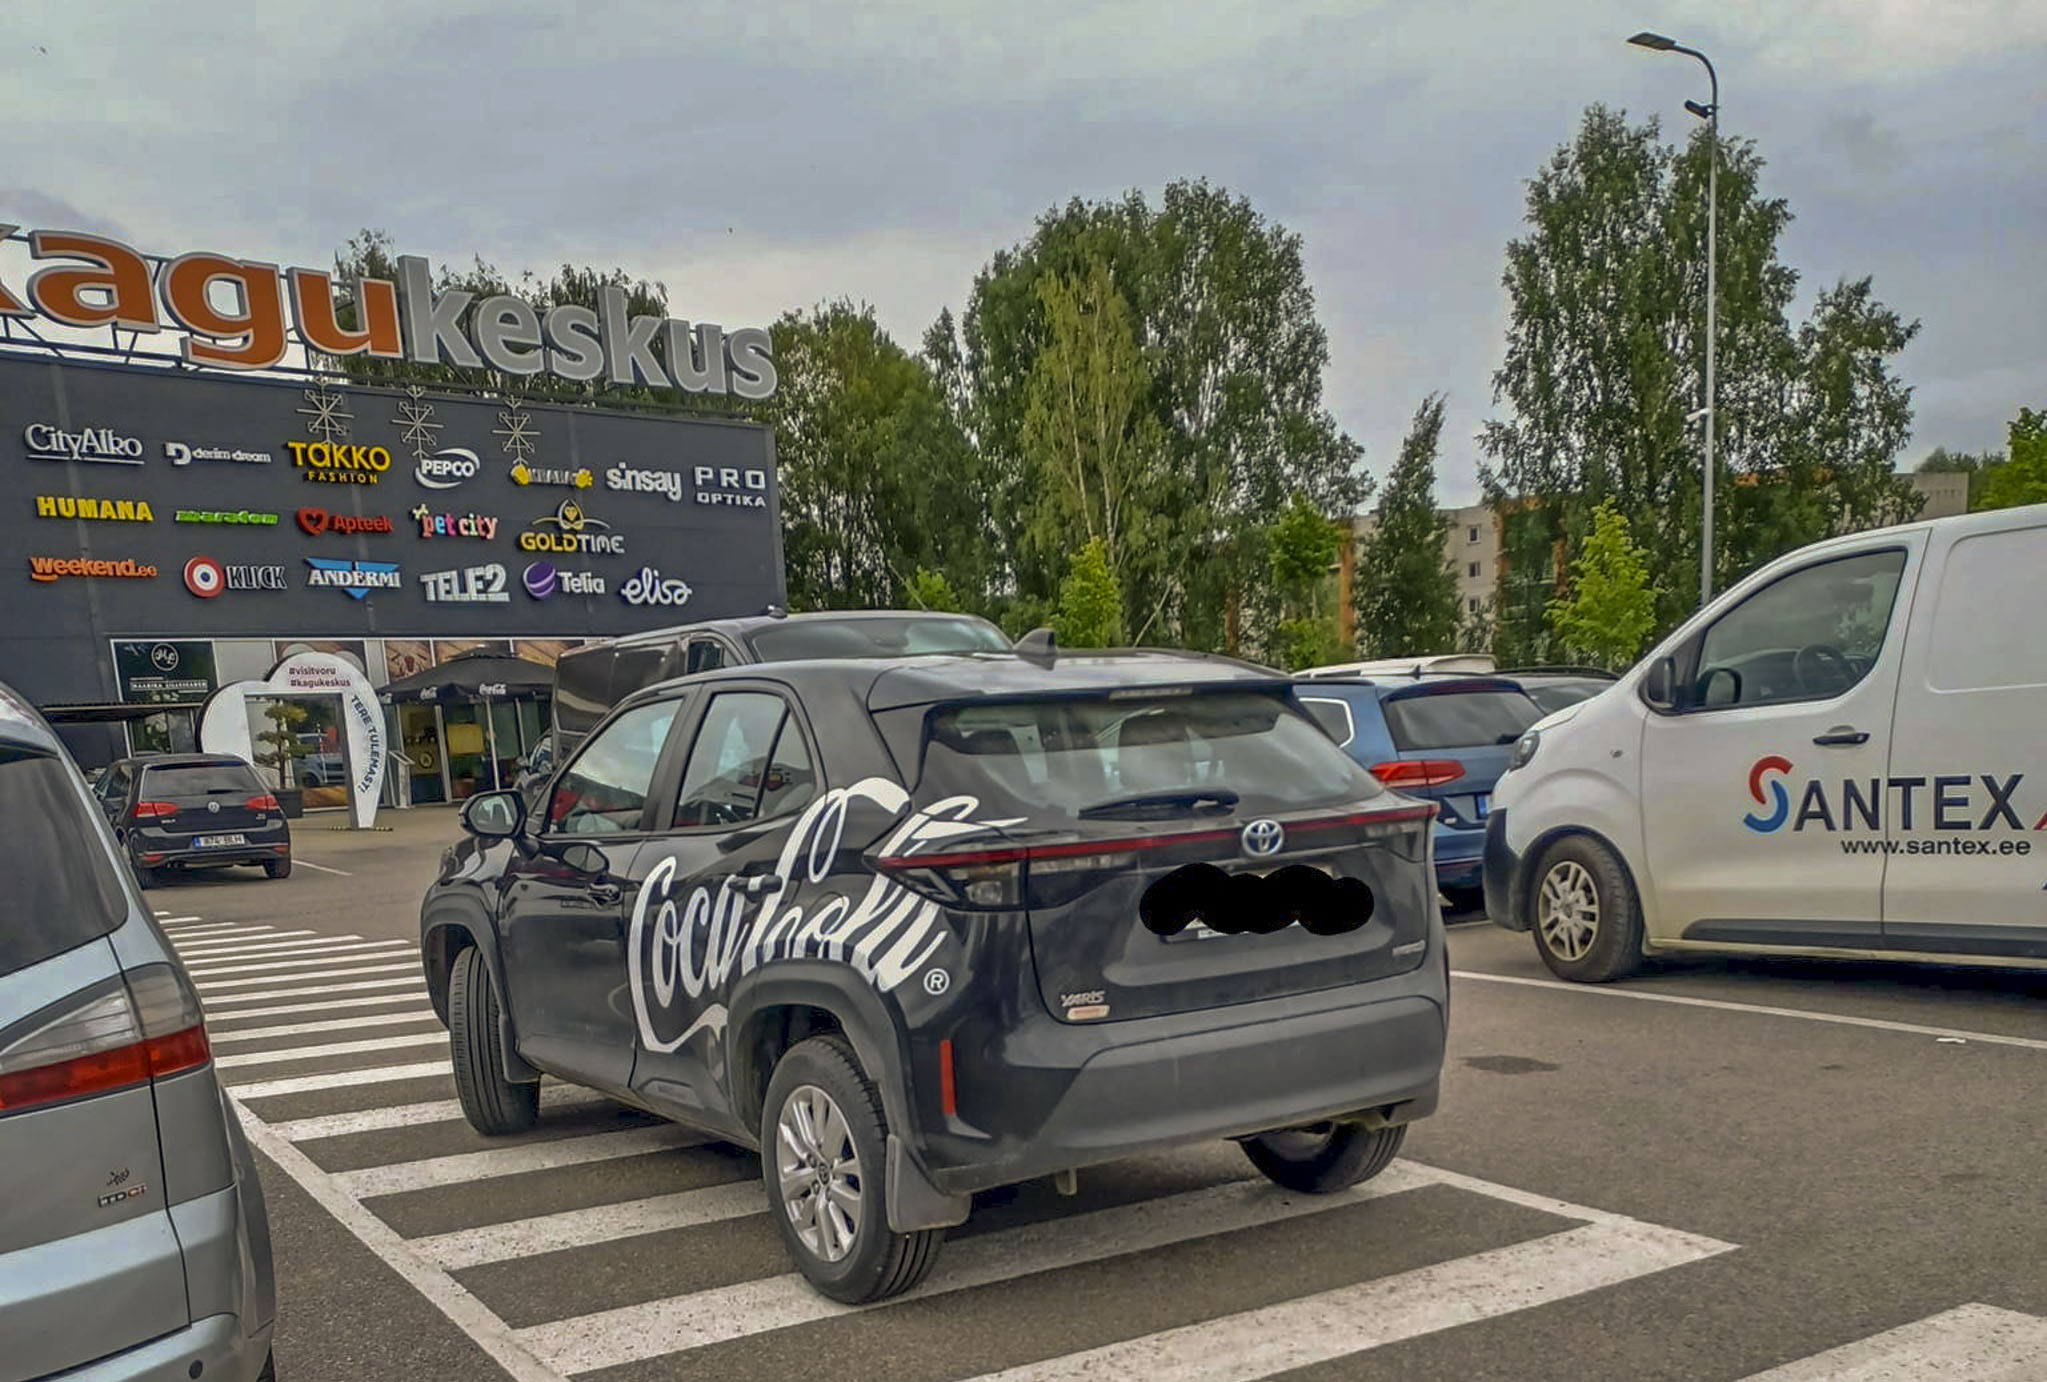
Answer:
1077, 789, 1240, 820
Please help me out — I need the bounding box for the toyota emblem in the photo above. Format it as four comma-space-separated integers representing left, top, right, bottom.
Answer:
1240, 818, 1284, 857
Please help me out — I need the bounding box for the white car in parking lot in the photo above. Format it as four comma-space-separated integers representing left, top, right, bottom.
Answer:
1485, 503, 2047, 980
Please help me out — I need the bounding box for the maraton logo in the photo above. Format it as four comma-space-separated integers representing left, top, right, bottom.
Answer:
184, 556, 287, 598
1744, 755, 2047, 838
415, 447, 479, 490
23, 423, 144, 466
176, 509, 278, 526
521, 562, 605, 600
298, 508, 393, 537
34, 495, 153, 522
519, 500, 623, 555
304, 557, 402, 600
286, 440, 392, 485
28, 556, 157, 584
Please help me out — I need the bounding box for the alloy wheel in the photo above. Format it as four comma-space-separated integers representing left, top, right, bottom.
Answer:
1538, 859, 1600, 961
776, 1083, 863, 1263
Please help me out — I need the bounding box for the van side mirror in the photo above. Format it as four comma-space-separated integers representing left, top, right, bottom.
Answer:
1641, 657, 1680, 712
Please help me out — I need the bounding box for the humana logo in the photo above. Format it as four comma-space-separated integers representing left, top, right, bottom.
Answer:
1744, 756, 2045, 835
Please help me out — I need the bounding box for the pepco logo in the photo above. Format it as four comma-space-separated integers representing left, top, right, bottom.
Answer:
297, 508, 394, 537
1744, 755, 1795, 833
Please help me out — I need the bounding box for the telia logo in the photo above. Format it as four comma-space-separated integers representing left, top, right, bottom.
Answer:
522, 561, 604, 599
1744, 756, 1795, 833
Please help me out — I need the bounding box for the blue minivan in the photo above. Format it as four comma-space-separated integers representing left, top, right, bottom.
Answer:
1296, 675, 1549, 908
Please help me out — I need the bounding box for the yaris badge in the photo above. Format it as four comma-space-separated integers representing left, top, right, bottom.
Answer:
1241, 818, 1284, 857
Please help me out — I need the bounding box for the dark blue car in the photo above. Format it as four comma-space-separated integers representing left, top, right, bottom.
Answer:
1295, 676, 1548, 908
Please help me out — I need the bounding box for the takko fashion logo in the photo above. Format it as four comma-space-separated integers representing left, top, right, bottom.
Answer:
286, 440, 391, 485
0, 223, 777, 398
410, 507, 499, 541
35, 495, 154, 522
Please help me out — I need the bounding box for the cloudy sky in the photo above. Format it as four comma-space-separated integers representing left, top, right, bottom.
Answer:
5, 0, 2042, 504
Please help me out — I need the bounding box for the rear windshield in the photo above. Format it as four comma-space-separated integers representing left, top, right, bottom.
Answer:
750, 617, 1011, 662
1381, 688, 1542, 752
916, 691, 1383, 818
0, 748, 127, 980
140, 762, 261, 797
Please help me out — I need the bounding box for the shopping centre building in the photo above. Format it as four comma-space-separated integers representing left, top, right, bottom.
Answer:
1, 221, 785, 806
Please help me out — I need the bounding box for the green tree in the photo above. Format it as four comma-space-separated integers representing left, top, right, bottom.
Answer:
905, 568, 963, 612
1546, 500, 1658, 670
1267, 493, 1344, 669
1980, 407, 2047, 510
252, 700, 311, 793
1353, 395, 1462, 657
1481, 108, 1918, 658
748, 302, 993, 611
931, 179, 1368, 661
1054, 538, 1124, 648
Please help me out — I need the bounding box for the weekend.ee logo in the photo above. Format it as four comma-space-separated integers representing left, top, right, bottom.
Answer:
1744, 755, 1795, 833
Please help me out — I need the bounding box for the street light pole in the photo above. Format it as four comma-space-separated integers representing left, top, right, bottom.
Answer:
1630, 31, 1719, 606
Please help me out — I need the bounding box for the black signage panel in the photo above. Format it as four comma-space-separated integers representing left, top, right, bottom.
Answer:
113, 639, 217, 704
0, 354, 784, 642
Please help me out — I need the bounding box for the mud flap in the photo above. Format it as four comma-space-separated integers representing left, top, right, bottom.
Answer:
885, 1134, 970, 1233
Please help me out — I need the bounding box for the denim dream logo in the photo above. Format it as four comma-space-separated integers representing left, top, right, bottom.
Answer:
1744, 755, 2047, 836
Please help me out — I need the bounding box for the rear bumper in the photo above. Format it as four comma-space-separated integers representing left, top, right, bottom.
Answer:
916, 963, 1447, 1197
1482, 811, 1528, 931
44, 1311, 272, 1382
131, 827, 289, 869
1432, 823, 1485, 891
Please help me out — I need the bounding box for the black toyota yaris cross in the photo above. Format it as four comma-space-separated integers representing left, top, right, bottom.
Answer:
420, 649, 1448, 1303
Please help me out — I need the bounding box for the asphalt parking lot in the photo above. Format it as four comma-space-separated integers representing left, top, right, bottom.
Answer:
161, 806, 2047, 1381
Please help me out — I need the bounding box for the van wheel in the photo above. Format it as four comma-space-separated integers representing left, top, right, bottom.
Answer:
763, 1036, 943, 1304
1242, 1120, 1406, 1193
1529, 835, 1643, 983
448, 946, 538, 1135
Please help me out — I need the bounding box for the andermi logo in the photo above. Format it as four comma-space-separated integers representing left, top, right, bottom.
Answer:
35, 495, 154, 522
29, 556, 157, 583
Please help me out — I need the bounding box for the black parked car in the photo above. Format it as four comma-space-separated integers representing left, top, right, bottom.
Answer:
421, 650, 1448, 1304
93, 754, 292, 888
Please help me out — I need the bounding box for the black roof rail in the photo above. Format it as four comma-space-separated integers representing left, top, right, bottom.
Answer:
1492, 665, 1620, 679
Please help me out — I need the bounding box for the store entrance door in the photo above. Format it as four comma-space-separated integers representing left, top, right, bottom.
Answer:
398, 704, 447, 804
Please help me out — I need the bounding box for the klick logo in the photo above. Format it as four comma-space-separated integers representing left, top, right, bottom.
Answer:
1745, 755, 1795, 833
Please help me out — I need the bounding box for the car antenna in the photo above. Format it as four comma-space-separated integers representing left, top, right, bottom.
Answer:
1014, 626, 1058, 666
762, 603, 788, 619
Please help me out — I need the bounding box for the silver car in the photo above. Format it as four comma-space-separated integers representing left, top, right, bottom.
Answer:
0, 683, 276, 1381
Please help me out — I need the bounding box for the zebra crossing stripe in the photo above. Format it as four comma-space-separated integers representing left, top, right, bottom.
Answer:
201, 977, 427, 1007
337, 1124, 705, 1199
268, 1086, 607, 1143
198, 962, 420, 992
186, 944, 417, 977
212, 1030, 448, 1069
210, 1010, 444, 1044
227, 1061, 451, 1098
1734, 1304, 2047, 1380
174, 933, 338, 957
413, 1180, 768, 1271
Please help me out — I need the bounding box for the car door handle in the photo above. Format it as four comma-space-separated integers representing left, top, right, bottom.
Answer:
1813, 726, 1870, 746
588, 881, 623, 905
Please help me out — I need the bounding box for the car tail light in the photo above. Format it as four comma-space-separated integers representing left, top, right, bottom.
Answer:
1370, 759, 1467, 789
938, 1039, 958, 1117
132, 800, 179, 820
0, 964, 211, 1115
246, 794, 279, 811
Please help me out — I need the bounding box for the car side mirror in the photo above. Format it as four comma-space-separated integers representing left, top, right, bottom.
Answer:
461, 789, 526, 840
1641, 656, 1680, 712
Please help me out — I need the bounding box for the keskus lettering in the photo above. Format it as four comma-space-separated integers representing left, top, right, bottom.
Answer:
1, 226, 777, 397
286, 440, 392, 485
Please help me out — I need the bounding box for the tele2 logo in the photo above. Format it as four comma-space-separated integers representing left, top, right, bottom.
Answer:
1744, 756, 2047, 836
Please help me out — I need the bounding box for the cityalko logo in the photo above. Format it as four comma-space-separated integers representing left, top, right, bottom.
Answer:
22, 423, 144, 465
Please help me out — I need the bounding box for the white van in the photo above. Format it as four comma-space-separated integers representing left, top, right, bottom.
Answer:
1484, 504, 2047, 981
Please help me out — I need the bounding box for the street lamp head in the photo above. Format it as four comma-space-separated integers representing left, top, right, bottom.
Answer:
1628, 30, 1678, 51
1684, 98, 1715, 121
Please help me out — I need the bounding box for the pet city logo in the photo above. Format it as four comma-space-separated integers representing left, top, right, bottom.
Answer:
410, 506, 499, 540
1743, 756, 2047, 835
519, 500, 623, 555
304, 557, 401, 600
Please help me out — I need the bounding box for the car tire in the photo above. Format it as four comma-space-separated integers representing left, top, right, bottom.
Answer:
1241, 1120, 1406, 1194
762, 1035, 943, 1304
264, 857, 292, 880
448, 945, 539, 1135
1528, 834, 1643, 983
135, 865, 162, 890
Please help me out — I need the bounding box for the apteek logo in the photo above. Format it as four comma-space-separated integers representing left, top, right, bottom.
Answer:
1744, 755, 1795, 833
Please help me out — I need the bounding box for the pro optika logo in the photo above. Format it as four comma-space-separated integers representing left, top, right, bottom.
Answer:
1744, 755, 1795, 833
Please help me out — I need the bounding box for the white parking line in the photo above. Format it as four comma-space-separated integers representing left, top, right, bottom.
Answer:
268, 1086, 608, 1143
1735, 1304, 2047, 1380
154, 914, 206, 925
414, 1180, 767, 1271
201, 977, 427, 1007
212, 1031, 448, 1069
195, 958, 419, 990
957, 1218, 1733, 1382
294, 858, 353, 876
228, 1060, 450, 1099
166, 923, 274, 939
1453, 970, 2047, 1054
174, 933, 333, 956
186, 944, 416, 977
515, 1163, 1445, 1371
210, 1010, 445, 1044
338, 1124, 703, 1199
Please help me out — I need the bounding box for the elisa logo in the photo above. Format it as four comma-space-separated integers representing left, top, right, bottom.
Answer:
1744, 755, 1795, 833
